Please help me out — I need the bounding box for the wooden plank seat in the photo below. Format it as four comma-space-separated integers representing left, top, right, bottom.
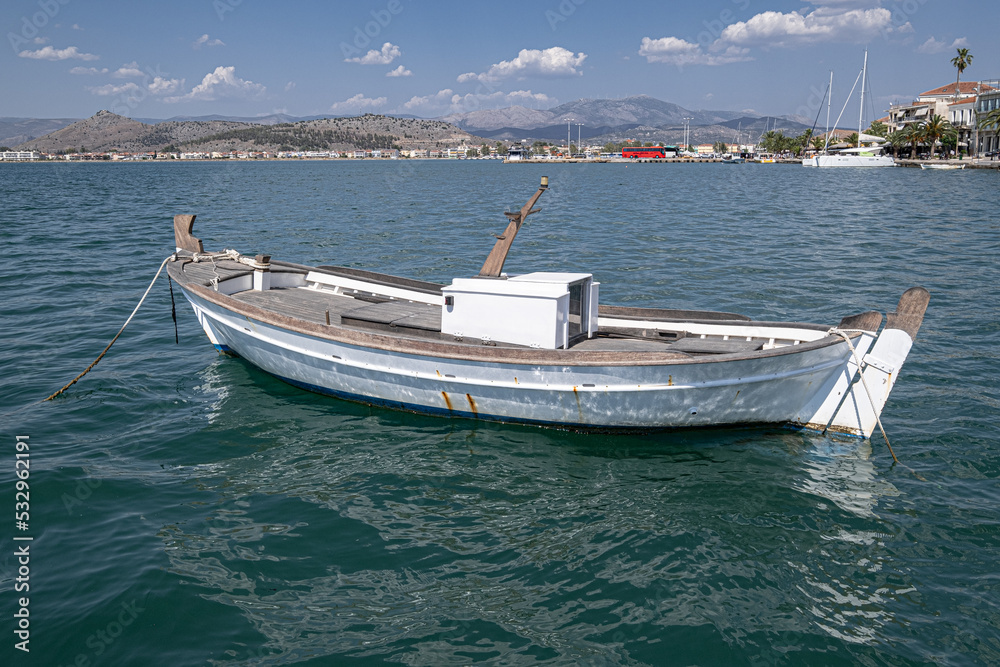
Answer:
340, 300, 442, 332
667, 337, 765, 355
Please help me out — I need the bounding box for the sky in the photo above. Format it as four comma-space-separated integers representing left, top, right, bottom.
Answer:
2, 0, 994, 121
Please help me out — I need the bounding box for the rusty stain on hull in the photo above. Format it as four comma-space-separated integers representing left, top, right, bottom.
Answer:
465, 393, 478, 417
441, 391, 453, 411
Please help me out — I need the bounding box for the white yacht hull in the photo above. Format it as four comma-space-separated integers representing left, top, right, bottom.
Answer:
813, 154, 895, 167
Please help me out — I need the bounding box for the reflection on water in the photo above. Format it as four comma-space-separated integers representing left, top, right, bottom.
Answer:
792, 439, 910, 646
154, 366, 921, 664
795, 439, 899, 518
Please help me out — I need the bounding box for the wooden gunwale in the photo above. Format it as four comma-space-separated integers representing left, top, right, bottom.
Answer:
167, 258, 854, 367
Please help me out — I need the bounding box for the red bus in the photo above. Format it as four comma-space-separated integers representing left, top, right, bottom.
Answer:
621, 146, 678, 159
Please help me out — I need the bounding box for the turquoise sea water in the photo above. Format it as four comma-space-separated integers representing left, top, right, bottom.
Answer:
2, 160, 998, 665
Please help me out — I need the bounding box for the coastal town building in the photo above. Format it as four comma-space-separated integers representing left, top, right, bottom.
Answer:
0, 150, 41, 160
887, 81, 994, 133
886, 80, 999, 157
974, 79, 1000, 156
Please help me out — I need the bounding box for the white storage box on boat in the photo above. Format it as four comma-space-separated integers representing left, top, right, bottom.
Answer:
441, 273, 599, 349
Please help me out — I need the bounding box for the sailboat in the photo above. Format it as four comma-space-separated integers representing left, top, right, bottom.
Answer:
805, 51, 895, 168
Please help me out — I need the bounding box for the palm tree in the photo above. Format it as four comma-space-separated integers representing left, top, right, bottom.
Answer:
798, 128, 813, 148
951, 48, 973, 102
885, 130, 909, 159
979, 107, 1000, 130
866, 121, 888, 138
760, 130, 779, 154
921, 114, 956, 159
903, 123, 924, 159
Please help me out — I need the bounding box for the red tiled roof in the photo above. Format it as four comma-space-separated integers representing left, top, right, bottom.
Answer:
948, 96, 976, 105
920, 81, 996, 97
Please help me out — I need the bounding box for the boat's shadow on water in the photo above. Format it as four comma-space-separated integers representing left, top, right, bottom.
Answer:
153, 354, 910, 664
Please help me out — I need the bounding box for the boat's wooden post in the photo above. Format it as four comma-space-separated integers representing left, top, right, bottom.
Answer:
252, 254, 271, 291
174, 214, 203, 253
478, 177, 548, 278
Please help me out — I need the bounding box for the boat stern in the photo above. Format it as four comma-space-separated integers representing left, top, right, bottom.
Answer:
820, 287, 929, 437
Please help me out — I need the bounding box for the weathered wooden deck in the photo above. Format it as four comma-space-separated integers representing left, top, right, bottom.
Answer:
172, 257, 772, 355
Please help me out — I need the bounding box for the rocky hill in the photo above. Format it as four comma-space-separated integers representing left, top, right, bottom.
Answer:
16, 111, 489, 153
180, 115, 488, 153
16, 110, 251, 153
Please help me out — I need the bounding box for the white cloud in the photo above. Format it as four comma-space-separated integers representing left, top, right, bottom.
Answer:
18, 45, 99, 61
32, 37, 48, 44
284, 81, 296, 92
69, 66, 108, 75
72, 24, 83, 30
193, 34, 225, 49
345, 42, 400, 65
386, 65, 412, 77
112, 61, 144, 78
330, 93, 388, 113
917, 36, 969, 55
638, 37, 750, 66
640, 5, 896, 67
719, 8, 893, 48
402, 88, 555, 115
148, 76, 184, 95
403, 89, 455, 111
88, 82, 140, 96
164, 66, 266, 103
459, 47, 586, 83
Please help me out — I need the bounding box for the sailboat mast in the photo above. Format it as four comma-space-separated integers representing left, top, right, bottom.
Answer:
824, 70, 833, 152
858, 49, 868, 147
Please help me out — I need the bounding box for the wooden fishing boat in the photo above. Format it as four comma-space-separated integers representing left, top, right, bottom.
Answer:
920, 163, 965, 170
167, 177, 928, 437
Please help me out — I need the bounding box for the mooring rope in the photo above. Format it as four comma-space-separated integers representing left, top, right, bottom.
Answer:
6, 249, 266, 421
167, 272, 179, 345
828, 327, 897, 463
43, 255, 175, 401
0, 255, 177, 424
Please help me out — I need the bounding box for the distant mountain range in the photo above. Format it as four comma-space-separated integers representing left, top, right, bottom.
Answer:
6, 95, 819, 151
436, 95, 813, 144
0, 117, 81, 147
439, 95, 754, 131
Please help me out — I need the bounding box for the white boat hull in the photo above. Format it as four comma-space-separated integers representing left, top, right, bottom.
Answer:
812, 154, 895, 167
180, 287, 916, 437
